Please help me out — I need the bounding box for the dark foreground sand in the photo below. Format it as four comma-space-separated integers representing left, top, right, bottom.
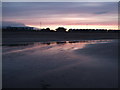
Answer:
2, 39, 118, 88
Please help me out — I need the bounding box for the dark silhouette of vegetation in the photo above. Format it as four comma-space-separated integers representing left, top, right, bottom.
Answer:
41, 28, 50, 32
55, 27, 67, 32
40, 28, 55, 32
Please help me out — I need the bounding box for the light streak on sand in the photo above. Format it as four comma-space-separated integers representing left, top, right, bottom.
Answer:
3, 44, 55, 55
3, 40, 113, 55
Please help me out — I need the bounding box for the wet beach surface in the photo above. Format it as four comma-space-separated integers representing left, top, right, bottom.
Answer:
2, 39, 118, 88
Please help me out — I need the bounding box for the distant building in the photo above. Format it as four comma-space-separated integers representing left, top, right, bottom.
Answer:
5, 27, 34, 30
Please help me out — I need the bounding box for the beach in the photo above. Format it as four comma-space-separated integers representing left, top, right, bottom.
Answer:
2, 1, 119, 89
2, 39, 118, 88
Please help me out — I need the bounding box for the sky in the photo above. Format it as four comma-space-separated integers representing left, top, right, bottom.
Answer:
2, 2, 118, 30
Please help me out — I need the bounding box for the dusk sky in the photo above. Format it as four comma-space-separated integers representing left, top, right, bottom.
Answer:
2, 2, 118, 30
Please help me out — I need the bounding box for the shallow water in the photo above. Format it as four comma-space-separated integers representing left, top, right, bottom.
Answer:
2, 39, 118, 88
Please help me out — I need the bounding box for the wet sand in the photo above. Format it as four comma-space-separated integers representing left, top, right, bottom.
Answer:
2, 39, 118, 88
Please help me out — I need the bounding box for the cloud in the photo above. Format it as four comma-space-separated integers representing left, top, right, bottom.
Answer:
2, 2, 118, 29
2, 21, 26, 27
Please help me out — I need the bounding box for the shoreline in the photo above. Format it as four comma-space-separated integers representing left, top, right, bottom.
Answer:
2, 32, 119, 44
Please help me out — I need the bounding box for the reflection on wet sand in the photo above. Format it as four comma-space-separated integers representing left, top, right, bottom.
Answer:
2, 39, 113, 55
2, 39, 112, 46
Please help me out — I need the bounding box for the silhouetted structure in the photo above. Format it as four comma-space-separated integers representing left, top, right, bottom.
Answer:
68, 29, 120, 33
3, 27, 34, 31
2, 26, 120, 33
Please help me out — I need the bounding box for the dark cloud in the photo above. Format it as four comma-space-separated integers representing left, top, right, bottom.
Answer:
2, 2, 117, 18
94, 11, 108, 14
